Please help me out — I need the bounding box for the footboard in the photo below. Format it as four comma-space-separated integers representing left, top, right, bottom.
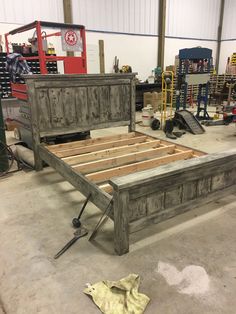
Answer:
110, 150, 236, 255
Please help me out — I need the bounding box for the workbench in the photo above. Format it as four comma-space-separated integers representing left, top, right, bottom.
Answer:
25, 73, 236, 255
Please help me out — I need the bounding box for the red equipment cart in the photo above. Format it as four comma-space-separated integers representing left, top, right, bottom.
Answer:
5, 20, 87, 100
4, 21, 89, 148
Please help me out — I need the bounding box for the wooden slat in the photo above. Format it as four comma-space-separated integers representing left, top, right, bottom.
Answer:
63, 140, 161, 165
38, 145, 112, 212
99, 184, 113, 194
53, 136, 148, 158
85, 150, 193, 184
160, 139, 206, 156
47, 132, 137, 152
73, 145, 176, 174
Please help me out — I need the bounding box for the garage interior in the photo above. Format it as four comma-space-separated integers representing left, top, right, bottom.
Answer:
0, 1, 236, 314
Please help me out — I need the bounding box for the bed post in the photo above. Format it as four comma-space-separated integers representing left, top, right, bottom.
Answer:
113, 188, 130, 255
129, 76, 136, 132
32, 131, 43, 171
27, 79, 43, 171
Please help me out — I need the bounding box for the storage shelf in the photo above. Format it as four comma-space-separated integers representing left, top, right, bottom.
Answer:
0, 52, 58, 99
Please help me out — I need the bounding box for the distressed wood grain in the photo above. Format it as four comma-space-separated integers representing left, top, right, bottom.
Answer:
25, 73, 137, 138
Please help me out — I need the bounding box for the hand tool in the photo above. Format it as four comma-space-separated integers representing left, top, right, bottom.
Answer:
89, 201, 112, 241
72, 193, 91, 228
54, 227, 88, 259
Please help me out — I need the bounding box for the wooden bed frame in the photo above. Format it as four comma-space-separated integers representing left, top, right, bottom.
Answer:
26, 74, 236, 255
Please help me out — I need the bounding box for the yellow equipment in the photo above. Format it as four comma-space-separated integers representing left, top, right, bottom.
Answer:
161, 71, 174, 128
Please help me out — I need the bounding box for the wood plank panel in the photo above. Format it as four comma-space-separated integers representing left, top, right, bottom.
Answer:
48, 88, 65, 128
86, 151, 193, 184
73, 145, 176, 174
62, 140, 161, 165
26, 74, 137, 139
75, 87, 89, 125
110, 85, 121, 120
48, 132, 136, 152
36, 89, 51, 129
87, 87, 100, 124
99, 86, 111, 123
54, 136, 148, 158
120, 85, 131, 121
62, 88, 77, 126
40, 120, 131, 137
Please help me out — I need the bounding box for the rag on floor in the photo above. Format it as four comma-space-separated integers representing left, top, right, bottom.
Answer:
84, 273, 150, 314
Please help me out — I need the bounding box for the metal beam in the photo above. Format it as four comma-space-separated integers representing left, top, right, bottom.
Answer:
215, 0, 225, 73
63, 0, 74, 57
157, 0, 166, 70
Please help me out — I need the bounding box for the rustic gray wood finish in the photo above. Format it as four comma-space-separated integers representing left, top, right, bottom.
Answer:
110, 149, 236, 254
25, 73, 136, 170
26, 74, 236, 256
39, 145, 112, 211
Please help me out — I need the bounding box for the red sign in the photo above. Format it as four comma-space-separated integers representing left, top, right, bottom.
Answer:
64, 30, 78, 46
61, 28, 83, 52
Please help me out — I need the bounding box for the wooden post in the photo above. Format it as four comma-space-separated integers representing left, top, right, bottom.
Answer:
129, 77, 136, 132
113, 189, 129, 255
215, 0, 225, 73
27, 80, 43, 171
63, 0, 74, 57
99, 40, 105, 73
157, 0, 166, 70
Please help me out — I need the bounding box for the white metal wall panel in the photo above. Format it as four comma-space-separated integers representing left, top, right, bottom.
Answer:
0, 0, 64, 25
72, 0, 159, 35
166, 0, 221, 40
222, 0, 236, 40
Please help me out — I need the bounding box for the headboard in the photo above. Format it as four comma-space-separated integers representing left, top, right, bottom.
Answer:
25, 73, 136, 139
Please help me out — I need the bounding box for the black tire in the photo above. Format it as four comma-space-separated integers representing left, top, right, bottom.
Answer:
164, 119, 174, 134
151, 118, 160, 130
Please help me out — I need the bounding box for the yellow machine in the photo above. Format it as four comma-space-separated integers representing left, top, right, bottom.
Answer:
161, 71, 174, 128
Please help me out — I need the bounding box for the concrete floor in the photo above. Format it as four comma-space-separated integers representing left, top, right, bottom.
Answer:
1, 115, 236, 314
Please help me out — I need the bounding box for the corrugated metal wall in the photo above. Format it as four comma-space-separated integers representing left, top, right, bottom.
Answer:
166, 0, 221, 40
0, 0, 224, 41
0, 0, 64, 25
72, 0, 221, 40
72, 0, 159, 35
222, 0, 236, 40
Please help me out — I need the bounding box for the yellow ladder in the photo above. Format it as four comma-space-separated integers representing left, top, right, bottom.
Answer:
161, 71, 174, 129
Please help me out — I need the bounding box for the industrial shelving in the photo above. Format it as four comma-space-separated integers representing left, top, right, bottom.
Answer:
0, 52, 58, 99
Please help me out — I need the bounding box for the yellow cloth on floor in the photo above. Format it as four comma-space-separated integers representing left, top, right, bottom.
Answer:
84, 273, 150, 314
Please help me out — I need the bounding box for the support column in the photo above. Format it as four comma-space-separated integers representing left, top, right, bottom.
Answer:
63, 0, 74, 57
113, 189, 129, 255
99, 40, 105, 73
157, 0, 166, 70
215, 0, 225, 73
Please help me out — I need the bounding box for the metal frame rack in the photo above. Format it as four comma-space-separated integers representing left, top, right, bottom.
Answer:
5, 20, 87, 101
0, 52, 58, 99
176, 47, 212, 120
0, 53, 11, 98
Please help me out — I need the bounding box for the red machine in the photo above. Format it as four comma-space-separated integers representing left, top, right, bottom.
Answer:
5, 21, 87, 100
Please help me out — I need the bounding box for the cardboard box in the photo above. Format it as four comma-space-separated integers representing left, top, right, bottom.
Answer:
165, 65, 175, 73
143, 92, 162, 112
